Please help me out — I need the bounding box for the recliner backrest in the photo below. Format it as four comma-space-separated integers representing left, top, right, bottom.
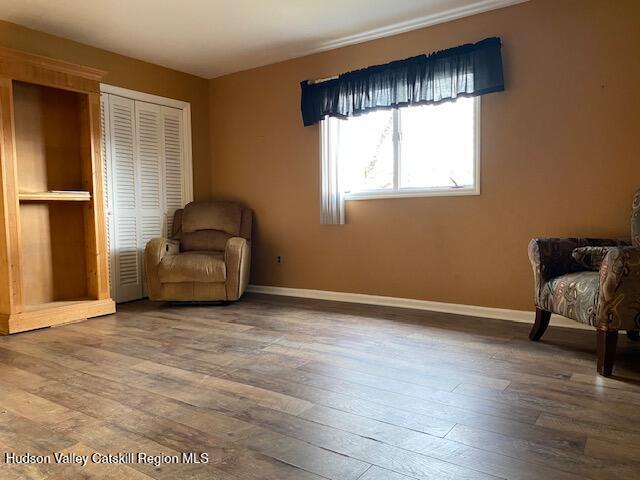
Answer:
172, 201, 252, 252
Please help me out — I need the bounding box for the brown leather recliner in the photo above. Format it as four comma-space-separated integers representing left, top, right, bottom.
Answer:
144, 201, 252, 302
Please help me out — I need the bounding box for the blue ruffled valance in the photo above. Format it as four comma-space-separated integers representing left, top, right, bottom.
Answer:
300, 37, 504, 126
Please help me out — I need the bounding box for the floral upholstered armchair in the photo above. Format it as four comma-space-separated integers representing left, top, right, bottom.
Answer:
527, 190, 640, 376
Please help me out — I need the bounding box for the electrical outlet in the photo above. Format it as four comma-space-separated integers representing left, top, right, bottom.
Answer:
276, 255, 283, 264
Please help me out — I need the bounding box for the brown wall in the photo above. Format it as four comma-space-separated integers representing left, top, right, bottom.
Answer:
209, 0, 640, 310
0, 20, 211, 200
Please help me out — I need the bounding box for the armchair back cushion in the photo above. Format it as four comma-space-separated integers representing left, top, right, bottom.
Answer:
173, 201, 253, 253
572, 246, 612, 271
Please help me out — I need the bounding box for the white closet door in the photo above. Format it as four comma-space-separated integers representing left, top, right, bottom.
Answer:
109, 95, 143, 302
135, 102, 164, 295
162, 106, 185, 238
102, 89, 191, 303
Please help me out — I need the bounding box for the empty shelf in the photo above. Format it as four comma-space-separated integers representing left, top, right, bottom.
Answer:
19, 191, 91, 202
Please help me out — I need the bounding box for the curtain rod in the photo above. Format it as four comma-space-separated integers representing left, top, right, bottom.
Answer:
309, 75, 338, 85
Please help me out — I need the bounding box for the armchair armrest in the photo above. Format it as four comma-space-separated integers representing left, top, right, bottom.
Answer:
224, 237, 251, 301
597, 246, 640, 330
528, 238, 630, 305
144, 238, 179, 300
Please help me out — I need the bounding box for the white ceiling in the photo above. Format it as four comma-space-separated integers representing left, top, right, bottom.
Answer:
0, 0, 525, 78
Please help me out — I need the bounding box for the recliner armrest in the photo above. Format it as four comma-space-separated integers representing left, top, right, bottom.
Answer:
224, 237, 250, 301
597, 246, 640, 330
144, 238, 180, 300
145, 237, 180, 266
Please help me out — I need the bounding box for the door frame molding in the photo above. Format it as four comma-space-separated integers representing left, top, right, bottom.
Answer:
100, 83, 193, 203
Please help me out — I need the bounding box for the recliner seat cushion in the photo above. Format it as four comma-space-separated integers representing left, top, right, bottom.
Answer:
539, 271, 599, 326
182, 201, 241, 235
157, 252, 226, 283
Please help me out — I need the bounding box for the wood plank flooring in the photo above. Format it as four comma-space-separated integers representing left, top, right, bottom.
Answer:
1, 293, 640, 479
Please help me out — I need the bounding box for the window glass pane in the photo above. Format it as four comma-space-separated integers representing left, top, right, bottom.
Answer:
399, 97, 475, 189
338, 110, 394, 192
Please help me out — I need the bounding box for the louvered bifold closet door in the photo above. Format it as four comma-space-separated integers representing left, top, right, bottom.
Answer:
103, 92, 189, 303
108, 95, 143, 302
135, 102, 164, 295
162, 106, 185, 238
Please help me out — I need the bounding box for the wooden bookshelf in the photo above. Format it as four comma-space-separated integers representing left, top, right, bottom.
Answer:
19, 191, 91, 202
0, 47, 115, 334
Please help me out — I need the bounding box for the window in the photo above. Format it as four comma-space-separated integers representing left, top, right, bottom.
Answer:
324, 97, 480, 200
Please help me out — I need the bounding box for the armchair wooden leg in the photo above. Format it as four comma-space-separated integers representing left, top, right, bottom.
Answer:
626, 330, 640, 341
597, 329, 618, 377
529, 308, 551, 341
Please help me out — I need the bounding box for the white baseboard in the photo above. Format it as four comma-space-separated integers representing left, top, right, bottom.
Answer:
246, 284, 592, 331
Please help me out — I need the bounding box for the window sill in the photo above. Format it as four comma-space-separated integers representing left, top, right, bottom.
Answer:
344, 187, 480, 201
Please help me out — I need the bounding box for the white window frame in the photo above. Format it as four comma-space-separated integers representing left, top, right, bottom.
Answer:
326, 97, 481, 201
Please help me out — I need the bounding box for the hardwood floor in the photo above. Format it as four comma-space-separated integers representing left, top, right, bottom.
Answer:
1, 293, 640, 479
